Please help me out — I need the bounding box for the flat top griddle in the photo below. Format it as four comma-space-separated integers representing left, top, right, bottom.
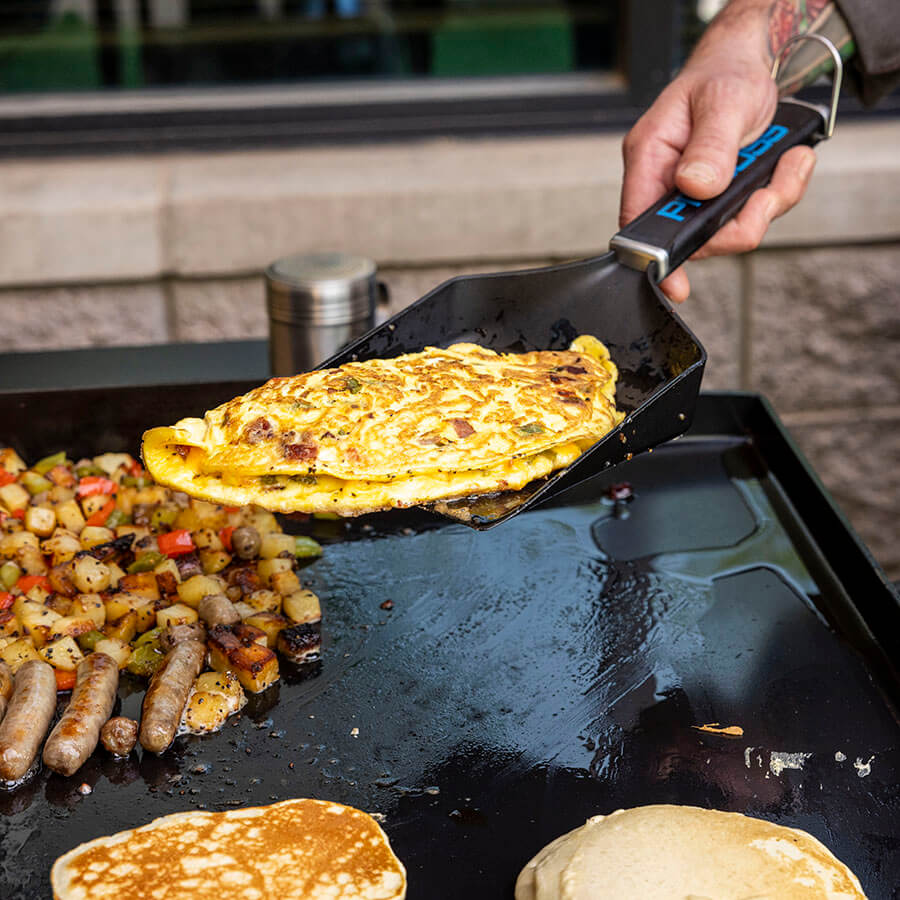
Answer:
0, 389, 897, 899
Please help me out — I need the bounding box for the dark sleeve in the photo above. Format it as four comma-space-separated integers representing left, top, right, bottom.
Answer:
834, 0, 900, 104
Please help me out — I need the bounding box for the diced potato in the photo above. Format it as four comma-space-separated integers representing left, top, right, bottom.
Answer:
104, 592, 153, 623
177, 574, 226, 609
245, 589, 281, 614
94, 637, 131, 668
25, 506, 56, 538
199, 549, 231, 575
269, 569, 301, 597
257, 558, 293, 584
0, 609, 21, 639
157, 603, 199, 629
207, 624, 279, 693
242, 611, 289, 648
0, 637, 42, 672
283, 589, 322, 625
277, 622, 322, 664
182, 690, 233, 733
153, 557, 181, 583
16, 543, 49, 576
80, 494, 111, 518
50, 616, 98, 642
244, 507, 279, 536
0, 482, 30, 513
71, 555, 111, 593
133, 485, 171, 507
195, 669, 245, 703
21, 605, 63, 649
55, 499, 86, 534
0, 529, 39, 556
115, 524, 149, 541
13, 596, 44, 620
39, 635, 84, 671
232, 601, 256, 620
80, 525, 114, 548
25, 583, 51, 605
106, 561, 125, 589
45, 595, 72, 617
0, 448, 27, 475
259, 532, 295, 559
71, 593, 106, 627
56, 500, 84, 534
116, 572, 160, 600
41, 530, 83, 566
193, 528, 223, 552
93, 452, 133, 475
105, 610, 138, 644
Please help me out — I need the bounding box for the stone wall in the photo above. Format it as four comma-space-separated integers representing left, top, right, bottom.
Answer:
1, 123, 898, 578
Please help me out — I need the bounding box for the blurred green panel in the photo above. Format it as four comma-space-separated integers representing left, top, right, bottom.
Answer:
432, 11, 573, 76
0, 13, 100, 92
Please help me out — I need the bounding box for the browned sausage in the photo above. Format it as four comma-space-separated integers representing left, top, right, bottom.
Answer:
100, 716, 139, 756
139, 640, 206, 754
0, 660, 57, 782
0, 660, 13, 724
198, 593, 240, 628
42, 652, 119, 777
159, 621, 207, 651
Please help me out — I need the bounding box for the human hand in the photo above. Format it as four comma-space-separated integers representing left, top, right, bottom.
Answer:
619, 1, 817, 302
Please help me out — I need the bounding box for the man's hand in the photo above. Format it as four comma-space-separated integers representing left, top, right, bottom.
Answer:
619, 0, 817, 302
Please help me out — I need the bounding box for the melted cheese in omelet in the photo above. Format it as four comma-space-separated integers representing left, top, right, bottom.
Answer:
142, 336, 624, 516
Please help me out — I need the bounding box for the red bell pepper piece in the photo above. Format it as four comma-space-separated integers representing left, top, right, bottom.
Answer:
0, 470, 16, 487
0, 592, 13, 610
157, 529, 195, 558
11, 508, 25, 521
76, 476, 117, 497
17, 574, 50, 593
224, 506, 240, 514
85, 497, 116, 528
219, 526, 234, 552
54, 669, 77, 691
127, 458, 144, 477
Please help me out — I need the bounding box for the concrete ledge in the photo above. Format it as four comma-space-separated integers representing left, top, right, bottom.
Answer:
1, 120, 898, 287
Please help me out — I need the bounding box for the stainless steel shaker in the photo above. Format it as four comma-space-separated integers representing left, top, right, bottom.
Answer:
266, 251, 382, 376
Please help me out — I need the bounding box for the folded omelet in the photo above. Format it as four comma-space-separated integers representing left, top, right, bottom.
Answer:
142, 335, 624, 516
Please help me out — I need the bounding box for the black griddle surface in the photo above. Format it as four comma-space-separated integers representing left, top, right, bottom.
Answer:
0, 393, 898, 898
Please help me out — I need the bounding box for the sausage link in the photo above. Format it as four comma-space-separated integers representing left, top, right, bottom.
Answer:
42, 652, 119, 777
0, 660, 57, 782
0, 660, 13, 724
198, 593, 240, 628
100, 716, 139, 756
159, 621, 207, 652
139, 640, 206, 754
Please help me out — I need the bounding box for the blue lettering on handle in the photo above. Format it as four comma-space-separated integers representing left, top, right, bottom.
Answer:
657, 195, 702, 222
655, 124, 791, 221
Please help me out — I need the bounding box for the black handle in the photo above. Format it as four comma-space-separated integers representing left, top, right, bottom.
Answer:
611, 100, 826, 280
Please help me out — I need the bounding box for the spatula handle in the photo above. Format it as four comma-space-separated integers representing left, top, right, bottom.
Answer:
610, 99, 827, 282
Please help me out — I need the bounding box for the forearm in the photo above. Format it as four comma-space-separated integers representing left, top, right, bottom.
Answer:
693, 0, 853, 94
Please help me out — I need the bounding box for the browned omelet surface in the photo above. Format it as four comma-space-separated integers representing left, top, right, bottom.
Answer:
142, 336, 624, 516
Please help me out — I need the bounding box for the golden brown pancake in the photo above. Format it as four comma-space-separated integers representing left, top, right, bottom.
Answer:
142, 336, 623, 516
51, 798, 406, 900
515, 805, 867, 900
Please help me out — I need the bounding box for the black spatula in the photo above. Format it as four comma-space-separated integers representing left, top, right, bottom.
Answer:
321, 95, 835, 529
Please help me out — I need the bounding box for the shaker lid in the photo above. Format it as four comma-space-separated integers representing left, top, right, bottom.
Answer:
266, 252, 376, 290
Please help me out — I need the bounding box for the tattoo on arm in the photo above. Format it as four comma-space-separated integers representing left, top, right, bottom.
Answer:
767, 0, 855, 93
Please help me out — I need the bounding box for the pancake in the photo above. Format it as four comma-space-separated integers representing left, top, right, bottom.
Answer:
142, 336, 624, 516
515, 805, 867, 900
51, 798, 406, 900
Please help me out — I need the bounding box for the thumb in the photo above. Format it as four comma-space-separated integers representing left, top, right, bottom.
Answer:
675, 77, 776, 200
